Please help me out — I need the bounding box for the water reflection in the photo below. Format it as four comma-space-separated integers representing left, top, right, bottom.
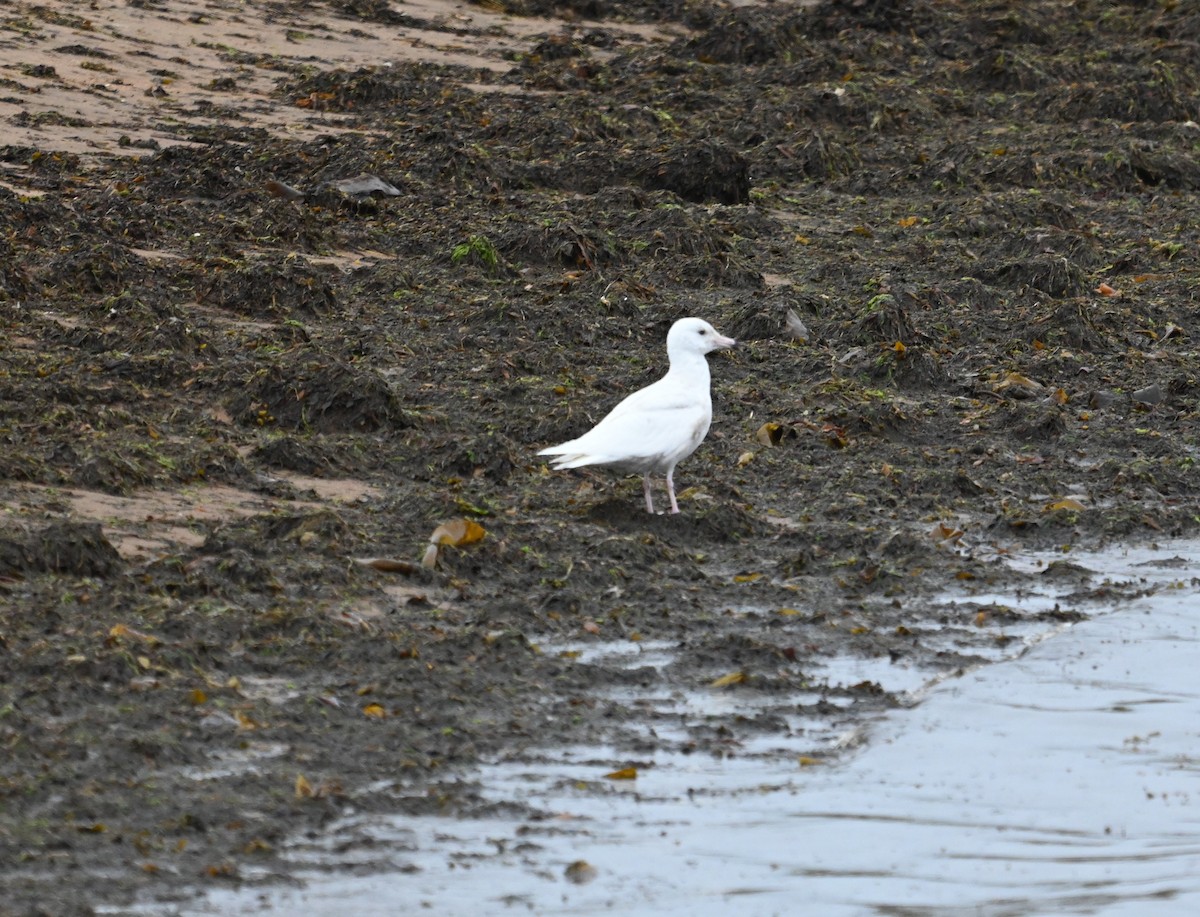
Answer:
166, 542, 1200, 916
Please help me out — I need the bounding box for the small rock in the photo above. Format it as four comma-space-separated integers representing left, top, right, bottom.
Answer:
1131, 383, 1163, 406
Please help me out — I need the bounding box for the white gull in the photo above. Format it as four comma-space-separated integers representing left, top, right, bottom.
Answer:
538, 317, 737, 514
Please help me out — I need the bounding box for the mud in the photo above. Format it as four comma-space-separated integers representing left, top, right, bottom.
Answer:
1, 0, 1199, 913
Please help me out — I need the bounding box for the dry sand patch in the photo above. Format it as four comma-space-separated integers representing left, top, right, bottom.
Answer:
0, 0, 681, 157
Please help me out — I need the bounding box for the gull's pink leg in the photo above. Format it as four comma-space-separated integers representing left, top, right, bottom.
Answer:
666, 469, 681, 514
643, 474, 655, 514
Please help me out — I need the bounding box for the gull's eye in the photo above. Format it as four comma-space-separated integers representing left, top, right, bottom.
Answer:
698, 328, 707, 335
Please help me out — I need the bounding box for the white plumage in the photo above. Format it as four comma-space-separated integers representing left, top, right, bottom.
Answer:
539, 317, 736, 514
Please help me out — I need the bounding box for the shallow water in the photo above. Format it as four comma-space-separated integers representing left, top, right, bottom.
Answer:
172, 542, 1200, 916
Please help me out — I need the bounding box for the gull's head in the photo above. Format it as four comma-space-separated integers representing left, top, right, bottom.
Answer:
668, 317, 737, 358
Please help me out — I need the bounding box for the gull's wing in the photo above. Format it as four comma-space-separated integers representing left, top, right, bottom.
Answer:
539, 379, 711, 471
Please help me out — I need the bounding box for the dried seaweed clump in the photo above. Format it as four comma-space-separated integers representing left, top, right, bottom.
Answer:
635, 141, 750, 205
